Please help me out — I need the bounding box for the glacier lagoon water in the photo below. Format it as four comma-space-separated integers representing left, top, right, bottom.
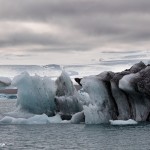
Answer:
0, 119, 150, 149
0, 103, 148, 150
0, 99, 150, 150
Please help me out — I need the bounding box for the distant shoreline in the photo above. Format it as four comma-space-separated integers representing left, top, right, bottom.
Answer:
0, 89, 17, 94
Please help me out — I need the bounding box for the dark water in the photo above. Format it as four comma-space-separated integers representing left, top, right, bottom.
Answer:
0, 123, 150, 150
0, 100, 150, 150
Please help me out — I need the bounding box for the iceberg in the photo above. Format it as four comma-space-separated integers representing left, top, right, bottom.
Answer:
0, 77, 11, 87
1, 61, 149, 125
12, 72, 56, 116
75, 61, 150, 123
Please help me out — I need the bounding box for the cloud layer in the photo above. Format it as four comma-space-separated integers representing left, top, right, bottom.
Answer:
0, 0, 150, 64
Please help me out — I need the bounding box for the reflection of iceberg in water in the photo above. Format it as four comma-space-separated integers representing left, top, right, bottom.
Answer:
1, 61, 150, 125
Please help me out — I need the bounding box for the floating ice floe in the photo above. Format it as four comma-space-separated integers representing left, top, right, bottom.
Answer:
109, 119, 137, 125
0, 114, 62, 124
0, 77, 11, 87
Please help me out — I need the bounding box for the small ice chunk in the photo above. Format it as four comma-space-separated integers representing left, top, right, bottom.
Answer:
0, 77, 11, 87
109, 119, 137, 125
71, 111, 84, 124
0, 143, 5, 147
61, 120, 71, 123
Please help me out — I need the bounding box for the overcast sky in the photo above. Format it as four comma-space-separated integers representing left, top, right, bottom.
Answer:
0, 0, 150, 65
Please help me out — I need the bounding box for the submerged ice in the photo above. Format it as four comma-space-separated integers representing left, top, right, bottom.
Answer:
1, 61, 150, 125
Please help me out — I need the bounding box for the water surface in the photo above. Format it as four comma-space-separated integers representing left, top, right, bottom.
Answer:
0, 123, 150, 150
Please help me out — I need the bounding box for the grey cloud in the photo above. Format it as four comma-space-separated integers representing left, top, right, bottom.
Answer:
70, 13, 150, 44
28, 46, 92, 53
0, 0, 150, 21
0, 0, 150, 53
2, 53, 31, 58
0, 30, 92, 52
0, 31, 63, 47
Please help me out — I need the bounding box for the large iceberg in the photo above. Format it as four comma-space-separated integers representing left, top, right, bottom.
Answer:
1, 61, 150, 125
75, 61, 150, 123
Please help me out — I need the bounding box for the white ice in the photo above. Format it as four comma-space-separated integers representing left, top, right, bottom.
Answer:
81, 76, 111, 124
119, 73, 137, 92
76, 90, 91, 106
0, 114, 62, 124
83, 104, 109, 124
0, 77, 11, 87
109, 119, 137, 125
81, 76, 109, 105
